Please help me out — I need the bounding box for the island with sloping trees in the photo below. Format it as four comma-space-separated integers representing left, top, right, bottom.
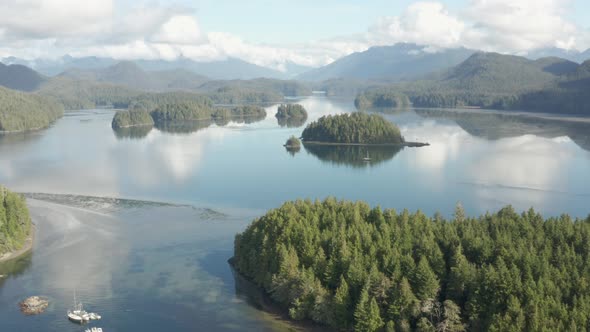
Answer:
232, 198, 590, 332
112, 99, 267, 130
301, 112, 427, 147
0, 185, 32, 261
275, 104, 308, 120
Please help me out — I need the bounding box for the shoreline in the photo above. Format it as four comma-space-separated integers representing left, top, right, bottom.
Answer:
0, 224, 35, 263
302, 140, 429, 147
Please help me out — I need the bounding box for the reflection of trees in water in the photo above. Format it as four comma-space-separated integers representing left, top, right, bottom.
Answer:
0, 251, 33, 288
153, 114, 267, 135
113, 125, 153, 139
415, 109, 590, 152
277, 116, 307, 128
364, 107, 411, 115
304, 144, 403, 168
285, 146, 301, 156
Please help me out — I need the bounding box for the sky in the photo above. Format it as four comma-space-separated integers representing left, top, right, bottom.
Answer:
0, 0, 589, 71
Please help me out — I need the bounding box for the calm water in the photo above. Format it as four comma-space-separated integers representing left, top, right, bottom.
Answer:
1, 97, 590, 331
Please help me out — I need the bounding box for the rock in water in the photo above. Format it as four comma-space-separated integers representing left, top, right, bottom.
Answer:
19, 296, 49, 315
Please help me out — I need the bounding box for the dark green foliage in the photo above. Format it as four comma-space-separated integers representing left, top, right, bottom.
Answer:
301, 112, 404, 144
111, 109, 154, 129
37, 77, 140, 110
0, 185, 31, 255
284, 136, 301, 148
233, 199, 590, 331
0, 86, 63, 132
354, 53, 590, 115
355, 89, 410, 110
275, 104, 308, 120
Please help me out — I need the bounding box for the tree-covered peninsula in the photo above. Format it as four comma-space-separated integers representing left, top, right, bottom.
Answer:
0, 186, 32, 257
0, 86, 63, 132
233, 198, 590, 331
275, 104, 308, 119
301, 112, 404, 145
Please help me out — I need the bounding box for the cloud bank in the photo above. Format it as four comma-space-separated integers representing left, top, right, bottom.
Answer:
0, 0, 588, 70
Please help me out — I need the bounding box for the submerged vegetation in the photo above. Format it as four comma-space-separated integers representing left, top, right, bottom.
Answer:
0, 186, 32, 256
234, 199, 590, 331
0, 86, 63, 132
301, 112, 404, 144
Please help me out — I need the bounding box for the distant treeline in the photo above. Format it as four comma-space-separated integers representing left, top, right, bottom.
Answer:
37, 77, 299, 111
354, 55, 590, 115
301, 113, 404, 144
233, 198, 590, 331
0, 86, 63, 132
0, 185, 31, 256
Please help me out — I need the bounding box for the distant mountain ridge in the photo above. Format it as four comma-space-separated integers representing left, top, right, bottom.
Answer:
298, 43, 475, 81
59, 61, 210, 91
0, 62, 46, 91
1, 55, 310, 80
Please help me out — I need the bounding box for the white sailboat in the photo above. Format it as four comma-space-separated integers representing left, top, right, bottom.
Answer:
363, 150, 371, 162
67, 290, 90, 323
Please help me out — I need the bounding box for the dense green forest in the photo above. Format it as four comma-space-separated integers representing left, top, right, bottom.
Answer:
276, 104, 308, 119
111, 109, 154, 129
0, 186, 32, 256
233, 199, 590, 331
37, 77, 139, 110
0, 86, 63, 132
114, 99, 266, 129
355, 90, 411, 110
301, 113, 404, 144
354, 54, 590, 114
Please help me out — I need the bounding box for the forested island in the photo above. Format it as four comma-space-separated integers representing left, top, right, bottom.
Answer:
112, 99, 266, 129
233, 198, 590, 331
0, 86, 63, 132
0, 186, 32, 258
301, 113, 405, 145
111, 109, 154, 129
275, 104, 308, 120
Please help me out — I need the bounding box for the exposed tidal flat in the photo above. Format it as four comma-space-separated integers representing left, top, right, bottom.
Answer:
0, 193, 308, 331
1, 97, 590, 330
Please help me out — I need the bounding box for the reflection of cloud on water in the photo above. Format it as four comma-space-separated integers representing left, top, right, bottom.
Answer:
27, 199, 125, 308
112, 126, 232, 187
401, 120, 472, 172
467, 135, 578, 210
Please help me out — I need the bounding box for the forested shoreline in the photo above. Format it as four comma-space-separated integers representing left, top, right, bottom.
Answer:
0, 186, 32, 257
233, 198, 590, 331
0, 86, 63, 132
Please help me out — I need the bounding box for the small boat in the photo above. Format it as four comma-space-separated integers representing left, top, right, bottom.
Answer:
67, 290, 89, 323
85, 328, 103, 332
362, 151, 371, 162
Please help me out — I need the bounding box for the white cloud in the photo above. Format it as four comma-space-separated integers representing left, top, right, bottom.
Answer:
151, 15, 205, 45
369, 2, 465, 48
464, 0, 579, 52
0, 0, 113, 40
0, 0, 588, 70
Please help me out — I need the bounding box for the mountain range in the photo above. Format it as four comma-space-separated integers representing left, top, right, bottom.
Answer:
1, 55, 307, 80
